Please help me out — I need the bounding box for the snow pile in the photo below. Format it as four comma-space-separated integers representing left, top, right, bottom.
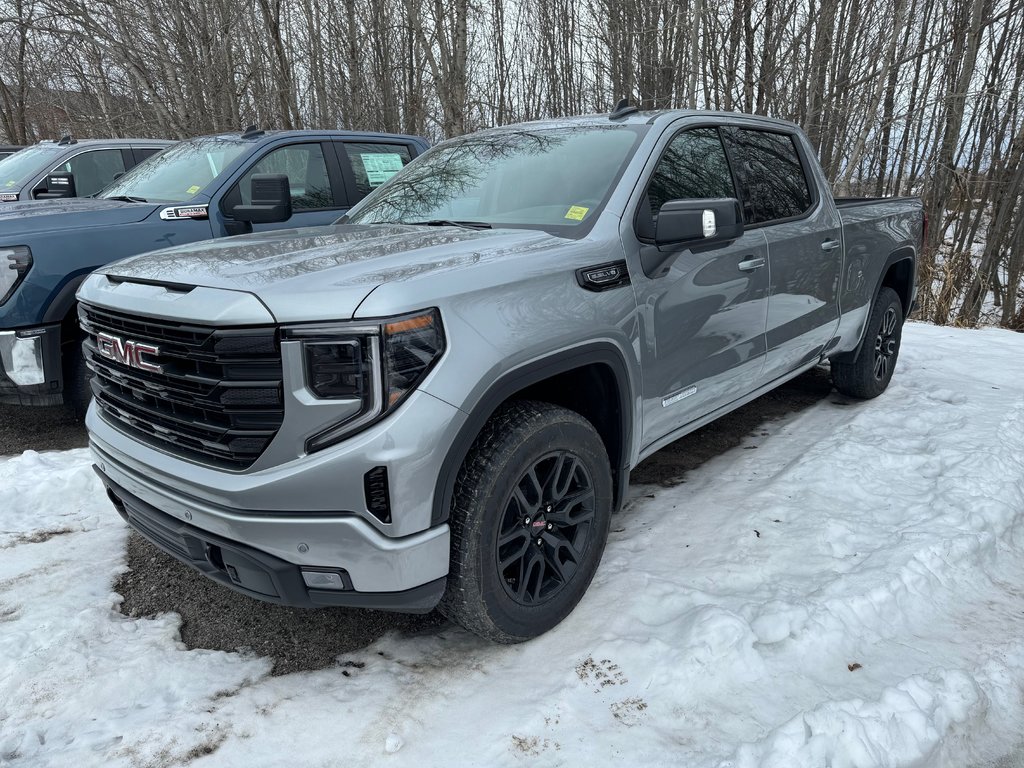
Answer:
1, 322, 1023, 768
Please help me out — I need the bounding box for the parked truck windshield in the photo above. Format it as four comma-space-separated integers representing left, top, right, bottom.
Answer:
98, 137, 249, 203
0, 145, 62, 190
347, 125, 644, 231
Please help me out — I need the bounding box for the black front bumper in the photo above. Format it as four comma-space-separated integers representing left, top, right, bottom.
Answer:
97, 467, 445, 613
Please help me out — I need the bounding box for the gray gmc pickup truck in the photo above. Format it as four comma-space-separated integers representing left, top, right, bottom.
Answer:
80, 106, 923, 642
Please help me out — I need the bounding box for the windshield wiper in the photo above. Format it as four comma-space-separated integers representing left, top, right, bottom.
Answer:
105, 195, 148, 203
407, 219, 492, 229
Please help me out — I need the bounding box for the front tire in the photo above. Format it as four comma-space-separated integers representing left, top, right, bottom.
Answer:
831, 286, 903, 399
440, 400, 613, 643
63, 342, 93, 420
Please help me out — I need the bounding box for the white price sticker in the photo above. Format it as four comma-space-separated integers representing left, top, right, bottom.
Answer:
361, 153, 404, 186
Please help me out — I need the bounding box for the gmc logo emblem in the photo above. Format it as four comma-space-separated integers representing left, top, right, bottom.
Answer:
96, 331, 163, 374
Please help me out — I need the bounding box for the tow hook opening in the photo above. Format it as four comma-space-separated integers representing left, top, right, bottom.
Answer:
205, 543, 226, 572
204, 544, 246, 585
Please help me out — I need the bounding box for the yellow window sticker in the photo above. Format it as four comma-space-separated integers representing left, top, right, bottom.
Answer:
565, 205, 589, 221
4, 180, 15, 187
186, 185, 201, 195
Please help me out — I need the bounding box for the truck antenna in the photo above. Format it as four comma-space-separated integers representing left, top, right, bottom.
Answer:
609, 98, 639, 120
241, 125, 265, 140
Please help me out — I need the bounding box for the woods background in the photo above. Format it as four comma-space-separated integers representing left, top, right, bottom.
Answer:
1, 0, 1022, 329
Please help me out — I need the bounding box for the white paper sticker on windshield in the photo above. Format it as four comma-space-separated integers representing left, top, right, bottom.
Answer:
361, 153, 404, 186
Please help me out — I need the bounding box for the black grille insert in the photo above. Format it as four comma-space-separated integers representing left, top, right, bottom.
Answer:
80, 303, 283, 470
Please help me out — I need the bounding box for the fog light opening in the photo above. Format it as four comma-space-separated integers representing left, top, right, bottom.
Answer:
301, 569, 352, 591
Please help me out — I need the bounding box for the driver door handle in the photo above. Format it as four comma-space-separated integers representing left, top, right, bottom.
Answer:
821, 239, 842, 251
738, 256, 766, 272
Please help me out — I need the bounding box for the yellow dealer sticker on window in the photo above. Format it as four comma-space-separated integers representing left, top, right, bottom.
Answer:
186, 185, 201, 195
565, 205, 589, 221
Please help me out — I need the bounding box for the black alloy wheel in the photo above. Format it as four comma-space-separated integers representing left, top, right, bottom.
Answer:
873, 305, 899, 381
497, 450, 597, 606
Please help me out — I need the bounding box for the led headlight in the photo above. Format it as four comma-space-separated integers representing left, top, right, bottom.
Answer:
383, 311, 445, 409
288, 308, 445, 452
305, 337, 374, 400
0, 246, 32, 306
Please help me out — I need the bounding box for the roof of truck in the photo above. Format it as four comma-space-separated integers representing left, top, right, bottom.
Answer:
201, 128, 430, 145
493, 108, 802, 134
34, 138, 173, 147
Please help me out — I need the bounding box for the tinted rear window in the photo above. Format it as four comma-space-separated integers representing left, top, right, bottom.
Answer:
726, 129, 812, 224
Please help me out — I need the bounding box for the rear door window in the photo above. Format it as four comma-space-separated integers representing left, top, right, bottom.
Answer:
341, 143, 413, 200
724, 129, 813, 224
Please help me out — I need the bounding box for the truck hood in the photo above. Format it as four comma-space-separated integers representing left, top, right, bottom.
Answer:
0, 198, 157, 231
102, 224, 560, 322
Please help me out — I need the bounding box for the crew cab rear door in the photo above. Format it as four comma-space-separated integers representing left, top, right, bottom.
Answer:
721, 126, 842, 381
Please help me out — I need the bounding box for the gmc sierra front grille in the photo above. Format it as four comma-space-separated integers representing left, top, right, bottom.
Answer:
79, 303, 283, 470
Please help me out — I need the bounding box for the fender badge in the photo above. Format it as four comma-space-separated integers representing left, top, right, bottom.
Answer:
160, 204, 209, 221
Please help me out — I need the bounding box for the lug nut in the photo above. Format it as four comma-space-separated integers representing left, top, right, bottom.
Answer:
535, 537, 543, 546
546, 522, 554, 531
546, 505, 553, 513
524, 516, 532, 526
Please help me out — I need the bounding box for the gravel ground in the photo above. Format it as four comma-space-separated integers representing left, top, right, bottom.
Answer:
2, 367, 836, 674
0, 403, 88, 454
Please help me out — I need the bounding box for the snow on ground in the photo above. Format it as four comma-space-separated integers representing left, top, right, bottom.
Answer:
1, 321, 1023, 768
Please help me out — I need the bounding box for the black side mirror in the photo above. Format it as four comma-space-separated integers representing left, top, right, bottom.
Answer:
232, 174, 292, 224
34, 172, 77, 200
655, 198, 743, 246
642, 197, 744, 277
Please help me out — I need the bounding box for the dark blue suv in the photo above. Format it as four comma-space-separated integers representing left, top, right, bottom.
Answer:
0, 127, 429, 413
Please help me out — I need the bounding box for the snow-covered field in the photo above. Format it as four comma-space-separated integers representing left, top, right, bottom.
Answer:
1, 322, 1023, 768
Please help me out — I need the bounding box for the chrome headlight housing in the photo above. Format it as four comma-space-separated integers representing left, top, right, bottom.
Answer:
284, 308, 445, 452
0, 246, 32, 306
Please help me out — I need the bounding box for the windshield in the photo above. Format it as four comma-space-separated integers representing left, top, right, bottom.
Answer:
0, 145, 61, 190
99, 137, 250, 203
346, 125, 645, 232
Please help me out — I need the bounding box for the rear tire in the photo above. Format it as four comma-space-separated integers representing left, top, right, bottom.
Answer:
440, 400, 613, 643
831, 286, 903, 399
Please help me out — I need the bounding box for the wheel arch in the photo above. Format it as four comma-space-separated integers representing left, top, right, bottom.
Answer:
880, 248, 916, 318
41, 272, 90, 345
431, 342, 634, 527
835, 248, 915, 365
